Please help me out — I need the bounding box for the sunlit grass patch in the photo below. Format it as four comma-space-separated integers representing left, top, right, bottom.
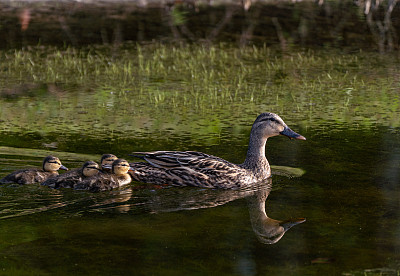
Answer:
0, 43, 399, 128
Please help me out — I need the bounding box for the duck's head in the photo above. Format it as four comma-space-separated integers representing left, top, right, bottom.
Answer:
255, 217, 306, 245
110, 159, 133, 176
82, 161, 101, 177
43, 155, 68, 172
100, 154, 118, 172
252, 113, 306, 140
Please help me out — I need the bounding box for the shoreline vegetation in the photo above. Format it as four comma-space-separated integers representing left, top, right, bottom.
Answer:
1, 0, 399, 52
0, 44, 399, 131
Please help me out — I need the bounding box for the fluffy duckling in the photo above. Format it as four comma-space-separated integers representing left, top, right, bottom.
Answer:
0, 155, 68, 185
74, 159, 132, 192
41, 161, 101, 189
100, 154, 118, 173
129, 112, 306, 189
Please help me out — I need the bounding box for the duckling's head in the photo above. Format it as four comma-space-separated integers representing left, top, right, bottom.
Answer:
82, 161, 101, 177
43, 155, 68, 172
252, 113, 306, 140
100, 154, 118, 172
111, 159, 132, 176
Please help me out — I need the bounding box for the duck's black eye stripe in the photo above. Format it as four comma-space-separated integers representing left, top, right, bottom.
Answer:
259, 117, 276, 122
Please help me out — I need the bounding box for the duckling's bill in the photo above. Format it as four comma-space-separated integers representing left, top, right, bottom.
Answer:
60, 164, 69, 171
279, 127, 306, 140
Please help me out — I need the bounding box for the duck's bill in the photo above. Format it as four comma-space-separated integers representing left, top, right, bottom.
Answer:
60, 165, 69, 171
280, 218, 306, 231
102, 164, 112, 169
128, 167, 136, 172
280, 127, 306, 140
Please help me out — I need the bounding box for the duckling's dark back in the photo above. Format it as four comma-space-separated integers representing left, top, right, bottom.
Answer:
74, 174, 121, 192
41, 168, 81, 188
0, 168, 56, 185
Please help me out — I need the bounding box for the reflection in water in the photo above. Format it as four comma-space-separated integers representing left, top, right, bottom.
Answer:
246, 180, 306, 244
0, 185, 134, 219
137, 178, 305, 244
0, 177, 304, 244
88, 188, 133, 213
0, 186, 76, 220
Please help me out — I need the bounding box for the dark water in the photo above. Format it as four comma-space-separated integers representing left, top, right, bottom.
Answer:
0, 108, 399, 275
1, 1, 400, 275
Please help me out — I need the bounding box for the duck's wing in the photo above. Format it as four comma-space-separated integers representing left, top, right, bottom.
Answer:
131, 151, 238, 171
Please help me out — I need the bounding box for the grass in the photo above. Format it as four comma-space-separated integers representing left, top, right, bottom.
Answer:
0, 43, 399, 138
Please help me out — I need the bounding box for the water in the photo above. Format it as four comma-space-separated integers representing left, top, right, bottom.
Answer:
0, 96, 399, 275
1, 1, 400, 275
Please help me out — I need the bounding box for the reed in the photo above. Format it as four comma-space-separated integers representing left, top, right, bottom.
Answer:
0, 43, 398, 133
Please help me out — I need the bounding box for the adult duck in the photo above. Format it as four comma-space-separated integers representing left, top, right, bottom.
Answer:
74, 159, 133, 192
0, 155, 68, 184
41, 161, 101, 189
129, 113, 306, 189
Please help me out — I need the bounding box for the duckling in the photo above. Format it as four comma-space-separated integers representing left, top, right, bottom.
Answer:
74, 159, 132, 192
41, 161, 101, 189
0, 155, 68, 185
129, 112, 306, 189
100, 154, 118, 173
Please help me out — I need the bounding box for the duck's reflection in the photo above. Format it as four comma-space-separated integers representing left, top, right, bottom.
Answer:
136, 178, 305, 245
87, 188, 133, 213
246, 179, 306, 244
0, 177, 304, 244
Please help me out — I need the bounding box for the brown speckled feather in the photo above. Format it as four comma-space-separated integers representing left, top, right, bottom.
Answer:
130, 152, 262, 189
129, 113, 305, 189
41, 168, 82, 189
74, 173, 131, 192
0, 168, 58, 185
